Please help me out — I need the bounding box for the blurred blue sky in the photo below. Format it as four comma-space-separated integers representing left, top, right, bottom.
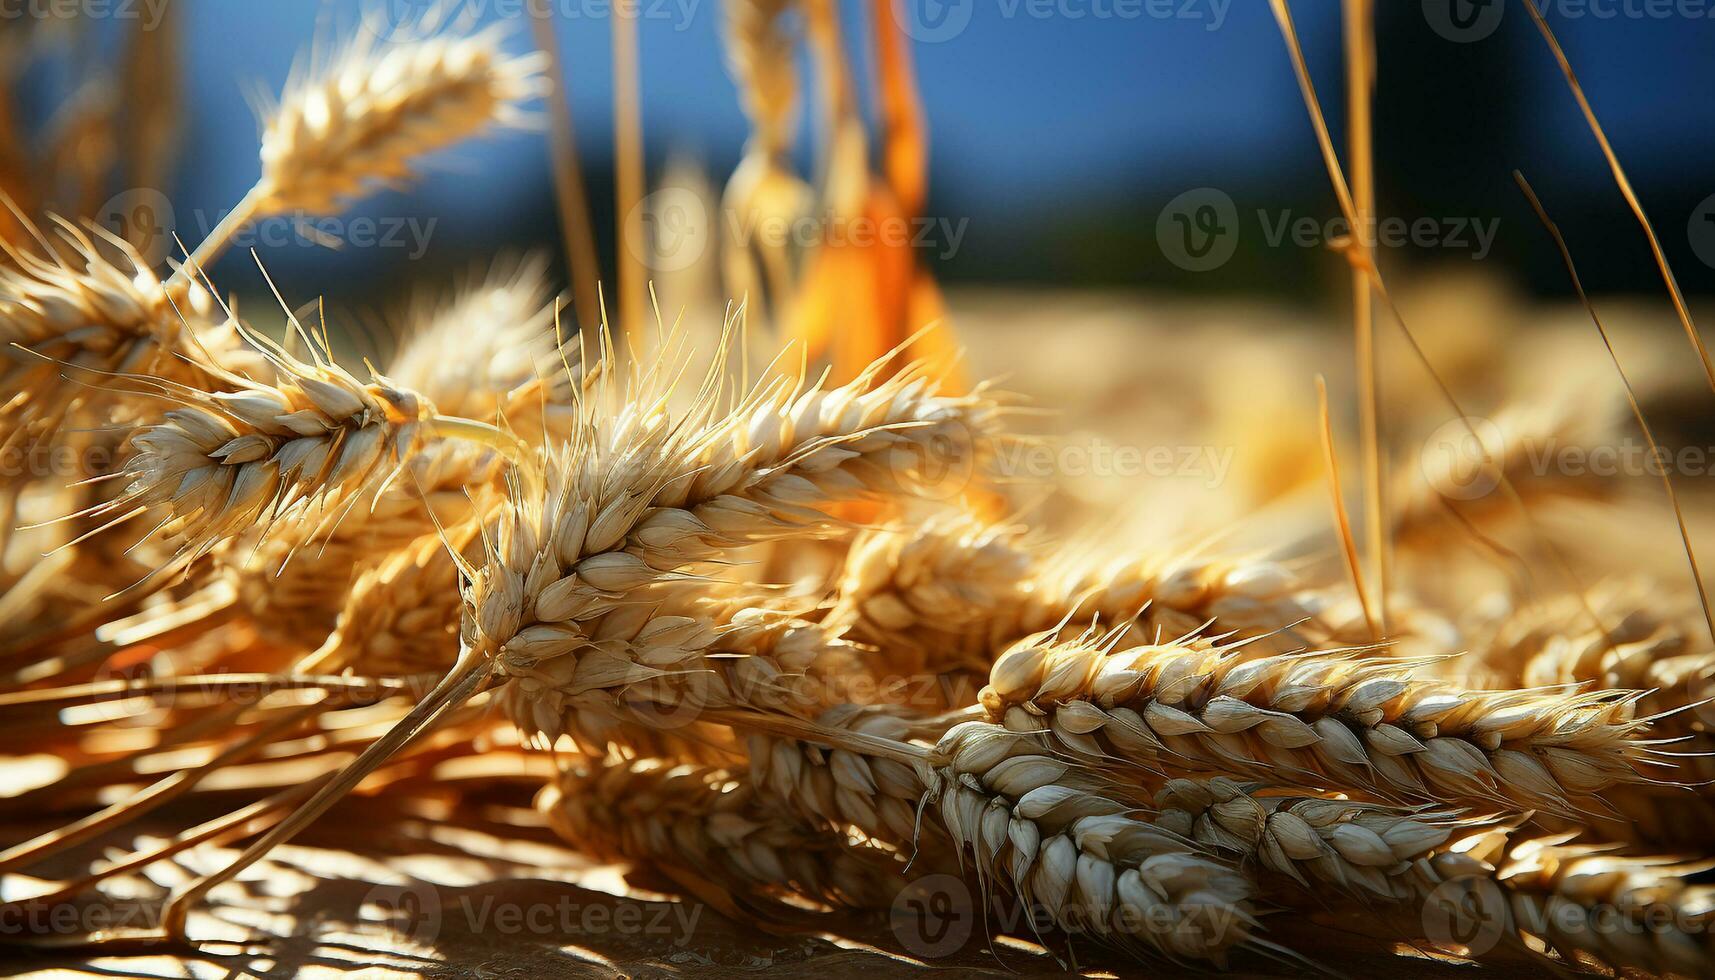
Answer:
104, 0, 1715, 295
173, 1, 1715, 199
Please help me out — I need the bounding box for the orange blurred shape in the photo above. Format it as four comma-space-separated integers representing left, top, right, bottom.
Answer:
784, 0, 962, 391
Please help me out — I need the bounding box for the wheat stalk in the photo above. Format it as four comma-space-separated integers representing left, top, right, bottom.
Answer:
719, 0, 811, 322
982, 628, 1661, 815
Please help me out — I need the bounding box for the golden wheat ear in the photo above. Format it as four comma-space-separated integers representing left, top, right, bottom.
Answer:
176, 11, 547, 280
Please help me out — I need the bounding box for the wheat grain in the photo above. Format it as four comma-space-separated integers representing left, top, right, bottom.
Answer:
982, 628, 1660, 814
1408, 830, 1714, 976
1019, 551, 1374, 656
229, 424, 508, 649
925, 721, 1258, 962
304, 531, 470, 678
228, 262, 568, 649
745, 706, 943, 845
828, 510, 1032, 680
1154, 775, 1461, 902
1472, 590, 1715, 795
494, 583, 865, 746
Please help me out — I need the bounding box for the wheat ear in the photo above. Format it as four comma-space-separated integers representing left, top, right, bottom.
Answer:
494, 582, 867, 748
1154, 776, 1462, 902
742, 711, 1259, 964
0, 222, 268, 468
181, 19, 547, 275
233, 267, 567, 648
231, 438, 503, 647
541, 756, 940, 915
295, 529, 472, 679
1474, 591, 1715, 796
928, 720, 1260, 963
1014, 550, 1377, 657
828, 510, 1033, 682
983, 629, 1661, 815
93, 338, 436, 563
385, 254, 567, 426
1408, 830, 1714, 976
91, 307, 536, 567
463, 349, 997, 726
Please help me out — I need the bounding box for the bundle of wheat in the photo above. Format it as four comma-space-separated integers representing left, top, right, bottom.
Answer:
2, 4, 1712, 979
